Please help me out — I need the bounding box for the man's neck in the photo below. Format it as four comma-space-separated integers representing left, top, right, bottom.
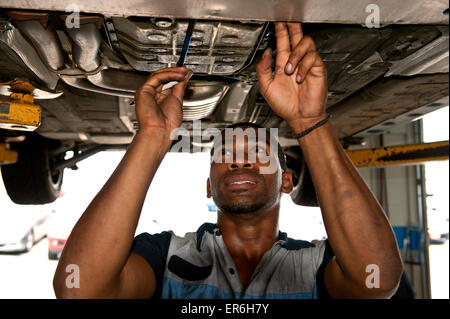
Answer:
217, 208, 279, 261
216, 208, 280, 289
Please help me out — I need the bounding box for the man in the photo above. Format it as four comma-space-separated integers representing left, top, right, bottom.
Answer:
53, 22, 403, 298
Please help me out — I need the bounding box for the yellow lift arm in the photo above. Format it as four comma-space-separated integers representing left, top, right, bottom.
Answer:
346, 141, 449, 168
0, 79, 42, 131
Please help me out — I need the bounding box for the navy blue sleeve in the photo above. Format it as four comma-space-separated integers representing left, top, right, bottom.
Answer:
130, 231, 172, 299
315, 239, 334, 299
391, 272, 416, 299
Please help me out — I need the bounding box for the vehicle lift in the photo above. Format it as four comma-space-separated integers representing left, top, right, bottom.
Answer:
0, 78, 61, 164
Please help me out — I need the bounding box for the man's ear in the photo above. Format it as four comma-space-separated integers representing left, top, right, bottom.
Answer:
281, 171, 293, 194
207, 178, 212, 198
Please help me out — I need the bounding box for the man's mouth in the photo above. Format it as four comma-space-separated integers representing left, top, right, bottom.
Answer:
230, 181, 256, 185
228, 181, 257, 191
225, 174, 259, 190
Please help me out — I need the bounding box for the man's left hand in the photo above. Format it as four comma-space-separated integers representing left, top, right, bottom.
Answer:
256, 22, 328, 129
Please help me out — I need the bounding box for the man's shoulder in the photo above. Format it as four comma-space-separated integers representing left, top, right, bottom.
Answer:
278, 231, 328, 251
278, 236, 332, 271
134, 223, 215, 248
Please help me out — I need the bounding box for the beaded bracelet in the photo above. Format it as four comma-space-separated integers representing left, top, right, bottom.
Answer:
291, 114, 331, 139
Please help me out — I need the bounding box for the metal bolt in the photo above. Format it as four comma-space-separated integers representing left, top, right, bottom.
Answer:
153, 18, 174, 28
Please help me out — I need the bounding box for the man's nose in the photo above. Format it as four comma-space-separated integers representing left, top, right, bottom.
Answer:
227, 160, 255, 171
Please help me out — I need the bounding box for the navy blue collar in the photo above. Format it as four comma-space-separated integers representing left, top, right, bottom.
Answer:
195, 223, 315, 251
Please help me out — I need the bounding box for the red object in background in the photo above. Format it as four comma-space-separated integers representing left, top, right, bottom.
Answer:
48, 237, 66, 253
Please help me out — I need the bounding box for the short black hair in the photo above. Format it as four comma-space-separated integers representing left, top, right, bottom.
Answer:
209, 122, 287, 172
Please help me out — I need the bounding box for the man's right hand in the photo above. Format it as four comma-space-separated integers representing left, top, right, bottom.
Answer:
135, 67, 193, 134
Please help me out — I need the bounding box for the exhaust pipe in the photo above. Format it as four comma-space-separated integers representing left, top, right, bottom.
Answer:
64, 17, 147, 92
9, 11, 131, 96
66, 22, 102, 73
8, 11, 65, 71
11, 12, 229, 120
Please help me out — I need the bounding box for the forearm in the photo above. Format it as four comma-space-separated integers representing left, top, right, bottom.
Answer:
293, 119, 403, 293
53, 129, 172, 298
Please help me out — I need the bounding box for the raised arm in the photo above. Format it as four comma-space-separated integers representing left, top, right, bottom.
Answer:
256, 22, 403, 298
53, 67, 193, 298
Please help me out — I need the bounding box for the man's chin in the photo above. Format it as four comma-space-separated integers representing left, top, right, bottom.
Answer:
218, 200, 266, 215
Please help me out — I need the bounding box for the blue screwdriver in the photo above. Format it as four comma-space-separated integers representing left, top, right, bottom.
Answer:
177, 20, 195, 67
162, 20, 195, 90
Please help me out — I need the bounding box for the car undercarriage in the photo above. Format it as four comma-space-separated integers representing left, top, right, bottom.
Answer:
0, 1, 448, 205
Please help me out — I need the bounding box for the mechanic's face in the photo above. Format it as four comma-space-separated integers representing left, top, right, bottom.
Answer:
207, 126, 293, 215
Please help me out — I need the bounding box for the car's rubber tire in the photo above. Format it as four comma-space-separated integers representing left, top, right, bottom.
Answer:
286, 147, 319, 207
48, 251, 59, 260
290, 158, 319, 207
1, 135, 63, 205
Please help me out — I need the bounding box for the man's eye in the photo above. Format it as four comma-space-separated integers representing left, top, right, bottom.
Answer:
221, 149, 231, 156
252, 146, 266, 154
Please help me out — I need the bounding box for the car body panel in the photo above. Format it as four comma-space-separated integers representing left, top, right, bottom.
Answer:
0, 0, 448, 25
0, 2, 448, 206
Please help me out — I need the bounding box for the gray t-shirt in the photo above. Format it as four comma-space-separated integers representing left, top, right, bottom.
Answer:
131, 222, 333, 299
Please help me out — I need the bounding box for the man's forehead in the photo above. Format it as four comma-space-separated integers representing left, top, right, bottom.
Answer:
213, 126, 273, 147
208, 124, 285, 173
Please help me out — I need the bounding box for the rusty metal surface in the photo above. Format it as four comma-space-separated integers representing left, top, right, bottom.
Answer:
112, 18, 265, 74
0, 0, 448, 24
347, 140, 449, 167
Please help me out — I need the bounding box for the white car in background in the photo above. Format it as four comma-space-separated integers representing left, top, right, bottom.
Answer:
0, 205, 52, 253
